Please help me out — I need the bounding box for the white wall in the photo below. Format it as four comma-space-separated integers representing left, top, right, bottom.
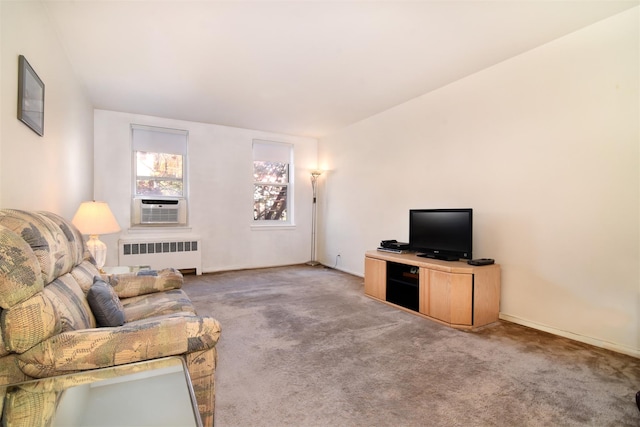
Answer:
0, 1, 94, 218
318, 8, 639, 357
94, 110, 318, 271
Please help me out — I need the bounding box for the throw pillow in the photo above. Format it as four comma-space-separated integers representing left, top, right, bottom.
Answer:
136, 269, 158, 276
87, 277, 125, 327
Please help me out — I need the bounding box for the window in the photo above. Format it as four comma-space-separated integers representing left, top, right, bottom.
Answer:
135, 152, 183, 196
131, 125, 189, 227
253, 140, 293, 222
132, 125, 188, 198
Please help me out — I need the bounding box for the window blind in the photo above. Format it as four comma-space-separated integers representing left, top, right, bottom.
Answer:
252, 140, 292, 163
132, 124, 188, 155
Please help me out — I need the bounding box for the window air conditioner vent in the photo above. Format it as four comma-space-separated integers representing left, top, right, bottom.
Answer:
132, 198, 187, 226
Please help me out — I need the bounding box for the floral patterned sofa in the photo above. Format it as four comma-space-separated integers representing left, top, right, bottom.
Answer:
0, 209, 221, 426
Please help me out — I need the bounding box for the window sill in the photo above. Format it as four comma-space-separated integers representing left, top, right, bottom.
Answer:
127, 226, 193, 234
251, 223, 296, 231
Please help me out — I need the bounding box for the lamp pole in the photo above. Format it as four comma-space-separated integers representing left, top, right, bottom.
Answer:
307, 170, 322, 266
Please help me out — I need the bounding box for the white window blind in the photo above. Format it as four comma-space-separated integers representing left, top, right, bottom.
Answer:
252, 140, 292, 163
132, 124, 188, 155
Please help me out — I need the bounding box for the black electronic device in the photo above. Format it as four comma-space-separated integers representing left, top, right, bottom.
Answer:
467, 258, 495, 266
409, 209, 473, 261
380, 240, 410, 250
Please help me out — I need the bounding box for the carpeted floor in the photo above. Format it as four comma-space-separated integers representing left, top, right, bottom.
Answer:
183, 265, 640, 427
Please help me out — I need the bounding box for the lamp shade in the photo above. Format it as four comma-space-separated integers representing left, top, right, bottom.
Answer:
71, 201, 121, 235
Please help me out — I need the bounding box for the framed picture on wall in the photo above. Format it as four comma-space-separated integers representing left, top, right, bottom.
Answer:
17, 55, 45, 136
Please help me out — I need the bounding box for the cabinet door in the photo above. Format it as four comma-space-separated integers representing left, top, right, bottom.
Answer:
364, 257, 386, 300
419, 267, 430, 315
428, 270, 473, 325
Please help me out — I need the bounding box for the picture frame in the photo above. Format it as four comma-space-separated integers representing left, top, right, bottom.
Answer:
17, 55, 44, 136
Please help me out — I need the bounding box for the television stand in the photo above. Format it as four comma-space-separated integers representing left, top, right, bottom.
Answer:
364, 250, 501, 330
416, 253, 460, 261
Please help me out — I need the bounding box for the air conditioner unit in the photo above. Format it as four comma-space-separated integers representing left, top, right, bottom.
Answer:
132, 198, 187, 226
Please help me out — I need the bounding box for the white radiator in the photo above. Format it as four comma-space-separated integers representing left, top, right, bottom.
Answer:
118, 235, 202, 275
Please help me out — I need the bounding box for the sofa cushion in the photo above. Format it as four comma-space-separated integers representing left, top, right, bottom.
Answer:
70, 261, 102, 294
1, 293, 60, 353
122, 289, 196, 323
44, 274, 95, 331
39, 211, 86, 267
0, 225, 44, 309
0, 354, 30, 385
0, 210, 75, 284
109, 268, 183, 298
87, 278, 125, 327
1, 274, 95, 354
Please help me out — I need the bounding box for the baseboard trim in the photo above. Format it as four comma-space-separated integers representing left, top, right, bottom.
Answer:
329, 266, 363, 277
499, 313, 640, 359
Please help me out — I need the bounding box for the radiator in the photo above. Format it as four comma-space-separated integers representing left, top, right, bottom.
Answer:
118, 235, 202, 275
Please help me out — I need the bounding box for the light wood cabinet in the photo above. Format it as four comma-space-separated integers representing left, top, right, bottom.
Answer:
364, 256, 386, 300
426, 269, 473, 325
364, 250, 500, 330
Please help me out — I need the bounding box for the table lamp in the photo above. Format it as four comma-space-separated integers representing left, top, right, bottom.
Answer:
72, 201, 121, 270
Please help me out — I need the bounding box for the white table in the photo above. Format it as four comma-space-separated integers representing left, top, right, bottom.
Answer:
2, 357, 202, 427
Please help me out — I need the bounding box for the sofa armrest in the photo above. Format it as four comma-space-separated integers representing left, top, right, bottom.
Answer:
104, 268, 184, 298
16, 314, 221, 378
0, 354, 31, 386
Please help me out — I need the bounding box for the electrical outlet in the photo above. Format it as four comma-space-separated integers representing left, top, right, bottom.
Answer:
334, 254, 341, 268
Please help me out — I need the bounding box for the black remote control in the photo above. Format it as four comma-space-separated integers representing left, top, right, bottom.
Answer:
467, 258, 495, 266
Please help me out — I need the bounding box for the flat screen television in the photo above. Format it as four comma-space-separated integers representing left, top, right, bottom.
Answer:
409, 209, 473, 261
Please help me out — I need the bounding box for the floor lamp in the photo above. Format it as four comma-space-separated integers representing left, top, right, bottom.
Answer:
306, 170, 322, 266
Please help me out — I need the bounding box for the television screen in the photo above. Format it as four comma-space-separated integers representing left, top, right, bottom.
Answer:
409, 209, 472, 260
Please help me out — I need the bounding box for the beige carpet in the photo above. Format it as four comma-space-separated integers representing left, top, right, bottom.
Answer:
183, 265, 640, 427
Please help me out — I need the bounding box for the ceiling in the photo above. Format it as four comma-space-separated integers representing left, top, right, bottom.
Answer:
42, 0, 638, 138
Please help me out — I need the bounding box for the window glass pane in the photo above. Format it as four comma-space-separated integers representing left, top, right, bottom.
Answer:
254, 185, 287, 221
136, 179, 183, 196
137, 152, 183, 179
135, 151, 183, 196
252, 140, 292, 223
253, 161, 288, 184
